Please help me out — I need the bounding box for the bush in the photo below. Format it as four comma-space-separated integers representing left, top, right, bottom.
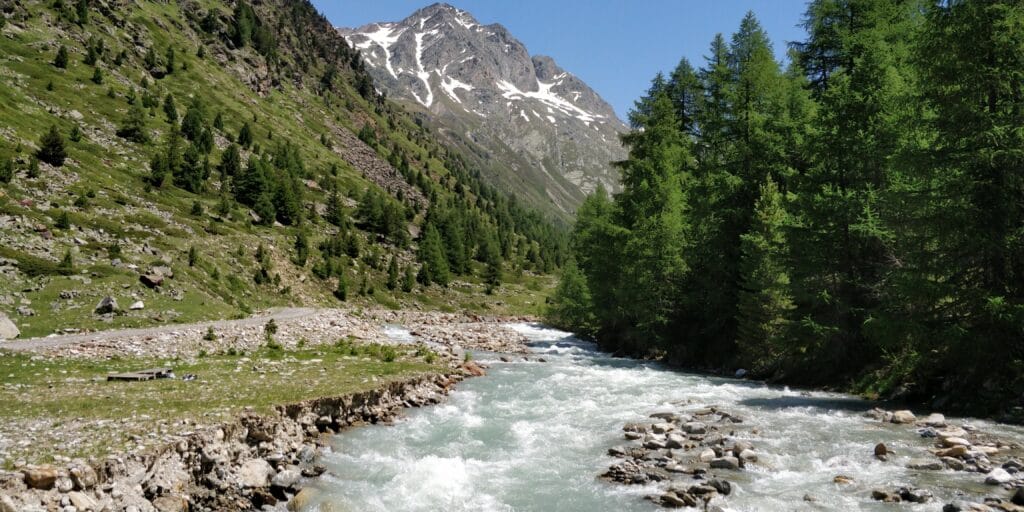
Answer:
37, 125, 67, 167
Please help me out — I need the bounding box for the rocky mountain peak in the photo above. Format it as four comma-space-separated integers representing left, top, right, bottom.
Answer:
339, 4, 626, 217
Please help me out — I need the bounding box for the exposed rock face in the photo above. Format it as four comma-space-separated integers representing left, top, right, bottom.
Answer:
339, 2, 627, 218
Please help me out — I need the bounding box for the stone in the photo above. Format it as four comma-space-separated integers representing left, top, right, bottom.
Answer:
271, 469, 301, 490
924, 413, 947, 427
874, 443, 889, 459
738, 449, 758, 463
55, 476, 74, 493
151, 495, 188, 512
683, 422, 707, 435
892, 410, 916, 424
710, 457, 739, 470
899, 487, 933, 503
938, 445, 969, 458
834, 475, 855, 484
1012, 487, 1024, 506
288, 488, 319, 511
461, 361, 486, 377
661, 491, 691, 508
698, 449, 716, 462
129, 301, 144, 310
665, 433, 685, 449
22, 466, 58, 490
67, 492, 96, 511
734, 369, 748, 378
237, 459, 275, 488
0, 495, 17, 512
708, 479, 732, 496
985, 468, 1013, 485
942, 437, 971, 448
0, 312, 18, 339
643, 437, 667, 450
943, 500, 994, 511
69, 465, 97, 489
94, 296, 117, 315
651, 422, 674, 434
140, 274, 164, 288
872, 489, 900, 502
16, 305, 34, 317
907, 459, 944, 471
942, 457, 966, 471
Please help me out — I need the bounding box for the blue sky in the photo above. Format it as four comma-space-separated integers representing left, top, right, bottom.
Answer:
313, 1, 809, 121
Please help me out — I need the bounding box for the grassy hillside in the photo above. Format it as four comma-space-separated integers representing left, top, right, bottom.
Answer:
0, 0, 563, 339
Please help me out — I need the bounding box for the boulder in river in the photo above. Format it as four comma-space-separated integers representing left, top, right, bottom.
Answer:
1013, 487, 1024, 506
984, 468, 1013, 485
924, 413, 947, 427
891, 410, 916, 424
875, 442, 889, 460
907, 459, 944, 471
710, 457, 739, 470
699, 448, 716, 462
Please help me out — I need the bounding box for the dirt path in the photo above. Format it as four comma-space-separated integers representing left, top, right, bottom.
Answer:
0, 307, 318, 352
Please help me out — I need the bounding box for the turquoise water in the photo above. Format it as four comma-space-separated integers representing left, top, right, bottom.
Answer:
303, 324, 1022, 511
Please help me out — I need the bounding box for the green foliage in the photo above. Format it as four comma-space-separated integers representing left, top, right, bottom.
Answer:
163, 93, 177, 123
293, 230, 309, 267
237, 122, 253, 148
69, 124, 82, 143
546, 258, 595, 334
90, 66, 103, 85
55, 210, 71, 230
54, 45, 68, 68
117, 102, 149, 143
333, 272, 348, 301
188, 245, 199, 267
37, 125, 67, 167
386, 256, 399, 290
417, 224, 450, 287
0, 158, 13, 184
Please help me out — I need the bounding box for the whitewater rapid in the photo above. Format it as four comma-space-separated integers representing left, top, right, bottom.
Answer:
300, 324, 1024, 511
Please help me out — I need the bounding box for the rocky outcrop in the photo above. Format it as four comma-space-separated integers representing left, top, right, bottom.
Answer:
0, 373, 463, 511
330, 121, 427, 208
0, 313, 18, 340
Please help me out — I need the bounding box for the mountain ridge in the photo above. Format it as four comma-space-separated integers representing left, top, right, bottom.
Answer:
339, 2, 626, 218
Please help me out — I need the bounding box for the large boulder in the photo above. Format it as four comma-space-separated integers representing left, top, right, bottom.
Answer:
0, 312, 18, 339
22, 466, 58, 490
984, 468, 1013, 485
237, 459, 275, 488
710, 457, 740, 470
94, 296, 118, 315
891, 410, 917, 424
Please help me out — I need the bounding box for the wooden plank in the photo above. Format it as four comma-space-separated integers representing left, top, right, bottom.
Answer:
107, 373, 155, 381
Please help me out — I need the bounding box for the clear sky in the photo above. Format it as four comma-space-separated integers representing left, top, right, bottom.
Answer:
312, 1, 810, 121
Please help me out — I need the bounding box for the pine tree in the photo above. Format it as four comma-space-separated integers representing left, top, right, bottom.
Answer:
333, 272, 348, 301
325, 188, 346, 227
68, 125, 82, 143
90, 67, 103, 85
75, 0, 88, 25
180, 98, 206, 140
27, 156, 40, 179
165, 46, 175, 75
188, 246, 199, 267
37, 125, 67, 167
232, 1, 257, 48
55, 209, 71, 229
402, 265, 415, 293
293, 231, 309, 267
117, 103, 149, 143
163, 93, 177, 123
0, 157, 13, 183
237, 122, 253, 148
386, 256, 399, 290
736, 176, 794, 370
417, 224, 450, 286
54, 45, 68, 69
547, 259, 596, 334
218, 144, 241, 178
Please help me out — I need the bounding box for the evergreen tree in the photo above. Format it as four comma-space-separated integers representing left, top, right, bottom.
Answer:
163, 94, 178, 123
736, 176, 794, 370
180, 98, 206, 140
333, 272, 348, 301
547, 259, 596, 334
0, 157, 13, 183
165, 46, 175, 75
238, 122, 253, 148
402, 265, 415, 292
188, 245, 198, 267
386, 256, 399, 290
325, 188, 346, 227
54, 45, 68, 69
232, 1, 257, 48
37, 125, 67, 167
90, 67, 103, 85
68, 125, 82, 143
417, 224, 450, 286
27, 156, 40, 179
293, 231, 309, 267
117, 103, 149, 143
75, 0, 88, 25
219, 144, 241, 177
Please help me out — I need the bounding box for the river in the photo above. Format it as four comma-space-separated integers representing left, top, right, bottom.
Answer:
300, 324, 1024, 511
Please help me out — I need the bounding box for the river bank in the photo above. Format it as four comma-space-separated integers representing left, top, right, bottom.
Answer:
0, 308, 527, 511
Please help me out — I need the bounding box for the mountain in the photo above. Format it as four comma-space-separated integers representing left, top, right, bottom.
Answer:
339, 3, 626, 219
0, 0, 564, 339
